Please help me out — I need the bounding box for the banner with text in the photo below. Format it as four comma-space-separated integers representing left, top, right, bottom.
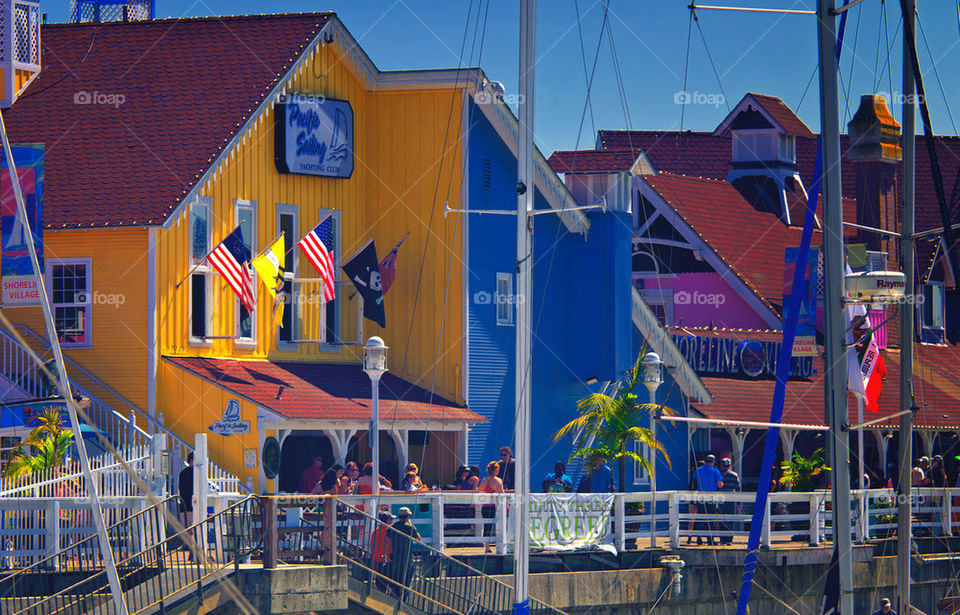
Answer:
1, 144, 44, 306
510, 493, 616, 553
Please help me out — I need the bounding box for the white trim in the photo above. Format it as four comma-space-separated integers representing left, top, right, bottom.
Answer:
314, 207, 342, 351
495, 272, 514, 326
276, 203, 299, 350
234, 199, 257, 348
461, 89, 470, 406
636, 177, 782, 329
147, 227, 157, 433
45, 257, 93, 348
712, 93, 812, 137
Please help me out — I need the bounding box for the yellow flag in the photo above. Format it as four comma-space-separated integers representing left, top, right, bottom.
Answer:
252, 234, 286, 326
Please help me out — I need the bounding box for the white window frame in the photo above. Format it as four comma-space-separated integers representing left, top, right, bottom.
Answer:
633, 441, 650, 485
922, 281, 945, 331
316, 207, 343, 349
277, 204, 299, 349
46, 257, 92, 347
188, 197, 213, 346
235, 199, 257, 348
495, 272, 514, 326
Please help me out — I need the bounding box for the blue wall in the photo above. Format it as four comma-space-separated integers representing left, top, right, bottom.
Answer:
466, 101, 634, 486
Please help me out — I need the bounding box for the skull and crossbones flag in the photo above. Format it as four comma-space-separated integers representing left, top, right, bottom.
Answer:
342, 239, 386, 327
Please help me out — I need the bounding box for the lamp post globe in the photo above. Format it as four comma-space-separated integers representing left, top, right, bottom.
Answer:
363, 336, 388, 497
641, 351, 663, 548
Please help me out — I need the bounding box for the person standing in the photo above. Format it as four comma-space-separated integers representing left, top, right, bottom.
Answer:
478, 461, 505, 552
693, 454, 723, 546
370, 512, 394, 591
718, 457, 740, 545
870, 597, 896, 615
499, 447, 516, 490
390, 507, 422, 601
590, 458, 613, 493
178, 453, 195, 528
299, 456, 324, 494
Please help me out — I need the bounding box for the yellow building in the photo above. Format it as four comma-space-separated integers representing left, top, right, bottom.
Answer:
2, 12, 489, 490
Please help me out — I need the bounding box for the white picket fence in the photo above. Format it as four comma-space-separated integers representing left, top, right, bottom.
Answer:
0, 446, 152, 498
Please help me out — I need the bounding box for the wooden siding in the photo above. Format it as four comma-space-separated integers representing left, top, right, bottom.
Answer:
156, 38, 465, 403
3, 227, 150, 410
158, 360, 259, 485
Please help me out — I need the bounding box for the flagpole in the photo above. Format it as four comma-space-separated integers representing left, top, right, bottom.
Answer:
174, 256, 207, 289
857, 396, 866, 541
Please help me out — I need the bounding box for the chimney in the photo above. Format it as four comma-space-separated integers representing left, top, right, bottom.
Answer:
847, 95, 902, 261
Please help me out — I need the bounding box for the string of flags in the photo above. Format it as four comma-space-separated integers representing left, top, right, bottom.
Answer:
197, 219, 407, 331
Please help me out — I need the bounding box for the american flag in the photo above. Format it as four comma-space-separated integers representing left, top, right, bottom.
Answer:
208, 226, 255, 312
298, 215, 336, 302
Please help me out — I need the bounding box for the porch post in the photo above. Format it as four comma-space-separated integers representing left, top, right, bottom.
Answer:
871, 429, 890, 484
394, 429, 409, 478
458, 423, 469, 468
257, 414, 266, 495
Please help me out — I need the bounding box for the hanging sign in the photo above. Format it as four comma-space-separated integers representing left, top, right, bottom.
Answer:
209, 399, 249, 436
274, 94, 353, 178
509, 493, 616, 553
784, 246, 819, 356
1, 144, 44, 306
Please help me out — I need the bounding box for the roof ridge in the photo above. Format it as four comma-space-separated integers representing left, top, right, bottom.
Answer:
45, 11, 335, 28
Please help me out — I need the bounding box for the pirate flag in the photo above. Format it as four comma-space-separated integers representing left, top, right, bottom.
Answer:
342, 239, 386, 328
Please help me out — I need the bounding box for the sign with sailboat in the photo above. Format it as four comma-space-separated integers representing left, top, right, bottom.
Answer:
1, 144, 43, 306
274, 94, 353, 178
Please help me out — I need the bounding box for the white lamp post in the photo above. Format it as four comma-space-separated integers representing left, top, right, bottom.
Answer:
362, 336, 388, 497
641, 351, 663, 549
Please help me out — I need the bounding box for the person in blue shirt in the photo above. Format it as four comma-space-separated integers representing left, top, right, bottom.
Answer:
542, 461, 573, 493
693, 454, 723, 545
590, 458, 613, 493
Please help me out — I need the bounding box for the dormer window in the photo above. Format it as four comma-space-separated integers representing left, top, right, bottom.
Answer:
779, 134, 796, 163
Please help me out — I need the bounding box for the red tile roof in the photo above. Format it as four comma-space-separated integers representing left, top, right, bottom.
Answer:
6, 13, 333, 228
163, 356, 485, 424
745, 93, 816, 139
582, 128, 960, 279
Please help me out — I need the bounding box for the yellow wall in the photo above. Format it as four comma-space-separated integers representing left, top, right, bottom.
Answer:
159, 360, 259, 485
4, 227, 150, 411
156, 39, 465, 403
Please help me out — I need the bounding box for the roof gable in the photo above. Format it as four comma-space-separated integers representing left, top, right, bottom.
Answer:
713, 93, 815, 139
6, 13, 333, 229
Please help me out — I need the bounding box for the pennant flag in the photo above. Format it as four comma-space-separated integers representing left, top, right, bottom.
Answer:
207, 225, 255, 312
252, 234, 286, 327
342, 239, 385, 327
845, 268, 887, 413
299, 215, 336, 302
378, 232, 408, 295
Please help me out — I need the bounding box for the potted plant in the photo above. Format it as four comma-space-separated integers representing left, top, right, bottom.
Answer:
779, 448, 830, 539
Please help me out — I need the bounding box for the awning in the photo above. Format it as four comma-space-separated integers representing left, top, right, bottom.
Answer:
163, 356, 485, 426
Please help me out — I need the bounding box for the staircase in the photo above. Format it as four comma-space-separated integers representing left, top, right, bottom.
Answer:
0, 325, 246, 495
0, 494, 258, 615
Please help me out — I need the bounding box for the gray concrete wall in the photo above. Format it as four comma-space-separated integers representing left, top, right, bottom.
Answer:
220, 565, 348, 615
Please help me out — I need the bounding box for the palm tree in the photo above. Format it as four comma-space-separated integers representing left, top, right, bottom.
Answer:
2, 407, 74, 479
554, 352, 672, 492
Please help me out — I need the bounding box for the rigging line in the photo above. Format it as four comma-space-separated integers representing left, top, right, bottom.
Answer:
387, 0, 475, 440
795, 64, 819, 114
693, 12, 731, 113
679, 8, 695, 132
573, 0, 598, 141
917, 13, 959, 135
841, 2, 863, 126
872, 0, 884, 94
605, 6, 633, 130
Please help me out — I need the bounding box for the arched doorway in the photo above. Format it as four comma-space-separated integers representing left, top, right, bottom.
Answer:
279, 432, 334, 493
348, 432, 400, 487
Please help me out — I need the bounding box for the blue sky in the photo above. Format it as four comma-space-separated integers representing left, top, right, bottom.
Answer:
49, 1, 960, 155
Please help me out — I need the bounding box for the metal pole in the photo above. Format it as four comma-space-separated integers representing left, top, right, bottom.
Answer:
816, 1, 855, 612
372, 373, 380, 498
857, 397, 866, 541
899, 2, 916, 611
513, 0, 535, 611
649, 387, 657, 549
0, 112, 129, 614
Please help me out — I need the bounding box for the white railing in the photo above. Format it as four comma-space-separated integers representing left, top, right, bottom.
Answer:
0, 446, 151, 498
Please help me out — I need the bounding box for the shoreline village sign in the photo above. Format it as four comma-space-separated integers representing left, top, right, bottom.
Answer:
511, 494, 616, 553
209, 399, 249, 436
671, 334, 815, 380
274, 94, 353, 178
1, 144, 44, 306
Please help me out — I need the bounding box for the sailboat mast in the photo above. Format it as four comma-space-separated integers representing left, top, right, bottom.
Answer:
513, 0, 535, 611
898, 0, 916, 611
816, 0, 855, 613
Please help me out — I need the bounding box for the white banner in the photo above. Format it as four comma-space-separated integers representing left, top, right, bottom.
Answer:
509, 493, 616, 553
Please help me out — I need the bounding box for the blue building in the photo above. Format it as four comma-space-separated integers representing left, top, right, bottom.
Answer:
462, 87, 709, 490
